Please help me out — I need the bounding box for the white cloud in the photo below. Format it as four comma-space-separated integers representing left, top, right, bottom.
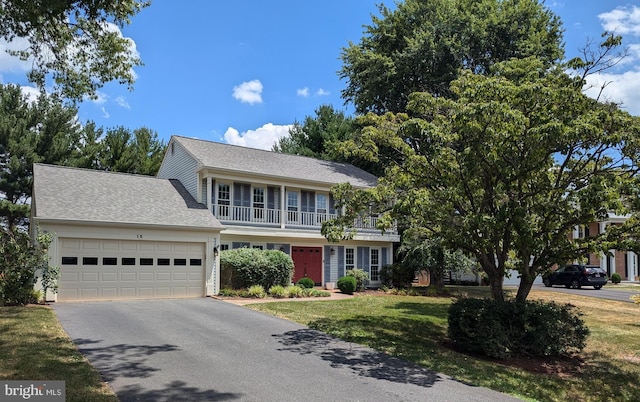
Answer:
297, 87, 309, 97
101, 107, 110, 119
115, 96, 131, 109
223, 123, 293, 150
599, 6, 640, 36
316, 88, 330, 96
584, 70, 640, 115
232, 79, 263, 105
0, 36, 32, 73
19, 85, 41, 103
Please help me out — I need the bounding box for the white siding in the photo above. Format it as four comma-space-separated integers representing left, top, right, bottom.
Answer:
157, 140, 199, 200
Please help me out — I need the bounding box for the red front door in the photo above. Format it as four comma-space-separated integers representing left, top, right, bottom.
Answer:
291, 246, 323, 285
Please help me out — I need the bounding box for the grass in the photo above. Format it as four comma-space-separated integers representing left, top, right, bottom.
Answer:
0, 306, 117, 402
248, 287, 640, 402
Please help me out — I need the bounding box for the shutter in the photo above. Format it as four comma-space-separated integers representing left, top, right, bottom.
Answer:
338, 246, 345, 279
324, 245, 331, 284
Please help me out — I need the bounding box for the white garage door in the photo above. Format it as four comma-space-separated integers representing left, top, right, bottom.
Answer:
58, 238, 205, 301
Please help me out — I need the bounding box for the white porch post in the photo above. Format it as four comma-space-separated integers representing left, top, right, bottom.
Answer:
599, 222, 608, 272
206, 176, 212, 213
280, 185, 286, 229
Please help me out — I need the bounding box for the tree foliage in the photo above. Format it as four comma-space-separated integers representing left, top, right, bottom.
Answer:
0, 227, 54, 305
0, 0, 149, 100
326, 56, 640, 302
0, 83, 165, 227
273, 104, 354, 160
340, 0, 563, 115
0, 84, 82, 227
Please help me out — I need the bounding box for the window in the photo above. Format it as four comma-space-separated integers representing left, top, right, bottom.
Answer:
252, 244, 264, 250
103, 257, 117, 265
253, 187, 265, 220
287, 190, 299, 222
157, 258, 170, 266
190, 259, 202, 266
61, 257, 78, 265
83, 257, 98, 265
345, 248, 355, 271
140, 258, 153, 266
174, 258, 187, 266
316, 194, 327, 224
217, 183, 230, 218
122, 258, 136, 265
370, 248, 380, 281
220, 244, 230, 251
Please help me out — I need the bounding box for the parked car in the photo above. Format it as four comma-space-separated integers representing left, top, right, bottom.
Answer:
543, 264, 608, 289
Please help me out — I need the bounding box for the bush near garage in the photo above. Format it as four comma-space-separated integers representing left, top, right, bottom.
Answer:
337, 276, 357, 294
0, 227, 54, 306
448, 298, 589, 359
220, 248, 293, 290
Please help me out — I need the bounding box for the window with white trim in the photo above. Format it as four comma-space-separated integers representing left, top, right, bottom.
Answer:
287, 190, 299, 222
217, 183, 230, 218
345, 247, 355, 271
253, 187, 265, 221
370, 248, 380, 281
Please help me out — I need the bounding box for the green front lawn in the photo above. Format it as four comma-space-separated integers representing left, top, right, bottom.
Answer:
248, 289, 640, 402
0, 306, 117, 402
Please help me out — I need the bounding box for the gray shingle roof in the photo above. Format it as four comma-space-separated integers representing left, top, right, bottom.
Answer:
32, 164, 223, 229
173, 136, 378, 188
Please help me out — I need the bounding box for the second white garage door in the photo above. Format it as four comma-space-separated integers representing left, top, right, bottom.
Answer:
58, 238, 205, 301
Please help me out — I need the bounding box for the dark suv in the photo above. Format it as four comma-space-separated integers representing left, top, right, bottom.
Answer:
543, 264, 608, 290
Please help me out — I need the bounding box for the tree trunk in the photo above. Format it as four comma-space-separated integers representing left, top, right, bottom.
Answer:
515, 266, 536, 302
488, 274, 504, 302
430, 269, 445, 293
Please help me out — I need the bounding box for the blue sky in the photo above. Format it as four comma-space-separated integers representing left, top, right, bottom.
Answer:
2, 1, 640, 150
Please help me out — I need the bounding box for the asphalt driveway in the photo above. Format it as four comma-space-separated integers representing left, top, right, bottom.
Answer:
54, 298, 520, 402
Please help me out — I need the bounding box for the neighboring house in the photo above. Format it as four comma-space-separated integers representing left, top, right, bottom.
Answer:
31, 135, 399, 302
570, 215, 639, 282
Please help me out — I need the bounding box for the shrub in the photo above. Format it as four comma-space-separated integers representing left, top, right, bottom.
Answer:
448, 298, 589, 359
337, 276, 357, 294
287, 285, 304, 298
380, 263, 417, 288
1, 228, 54, 306
346, 268, 368, 291
247, 285, 266, 298
220, 248, 293, 289
310, 289, 331, 297
296, 277, 315, 289
611, 272, 621, 284
631, 294, 640, 304
268, 285, 287, 298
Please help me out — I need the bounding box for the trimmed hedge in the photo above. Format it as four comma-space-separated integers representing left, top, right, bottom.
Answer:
448, 298, 589, 359
337, 276, 357, 294
220, 248, 293, 289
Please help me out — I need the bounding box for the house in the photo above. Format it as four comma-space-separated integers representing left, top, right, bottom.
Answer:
31, 135, 399, 301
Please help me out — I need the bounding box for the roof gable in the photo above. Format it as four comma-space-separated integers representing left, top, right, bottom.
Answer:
32, 164, 223, 229
172, 136, 378, 187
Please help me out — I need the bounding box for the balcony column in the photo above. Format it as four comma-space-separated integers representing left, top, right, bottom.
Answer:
280, 185, 286, 229
206, 177, 213, 213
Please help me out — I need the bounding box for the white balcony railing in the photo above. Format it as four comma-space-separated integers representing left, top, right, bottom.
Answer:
212, 204, 393, 233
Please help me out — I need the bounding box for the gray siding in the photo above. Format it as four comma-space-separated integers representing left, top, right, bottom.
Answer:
157, 140, 199, 201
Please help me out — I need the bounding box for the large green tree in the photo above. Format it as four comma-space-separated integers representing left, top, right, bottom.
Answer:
0, 0, 149, 100
273, 105, 354, 160
93, 126, 166, 175
325, 57, 640, 302
340, 0, 563, 115
0, 84, 82, 227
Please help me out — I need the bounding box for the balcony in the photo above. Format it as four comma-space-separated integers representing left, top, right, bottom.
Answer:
212, 204, 395, 233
